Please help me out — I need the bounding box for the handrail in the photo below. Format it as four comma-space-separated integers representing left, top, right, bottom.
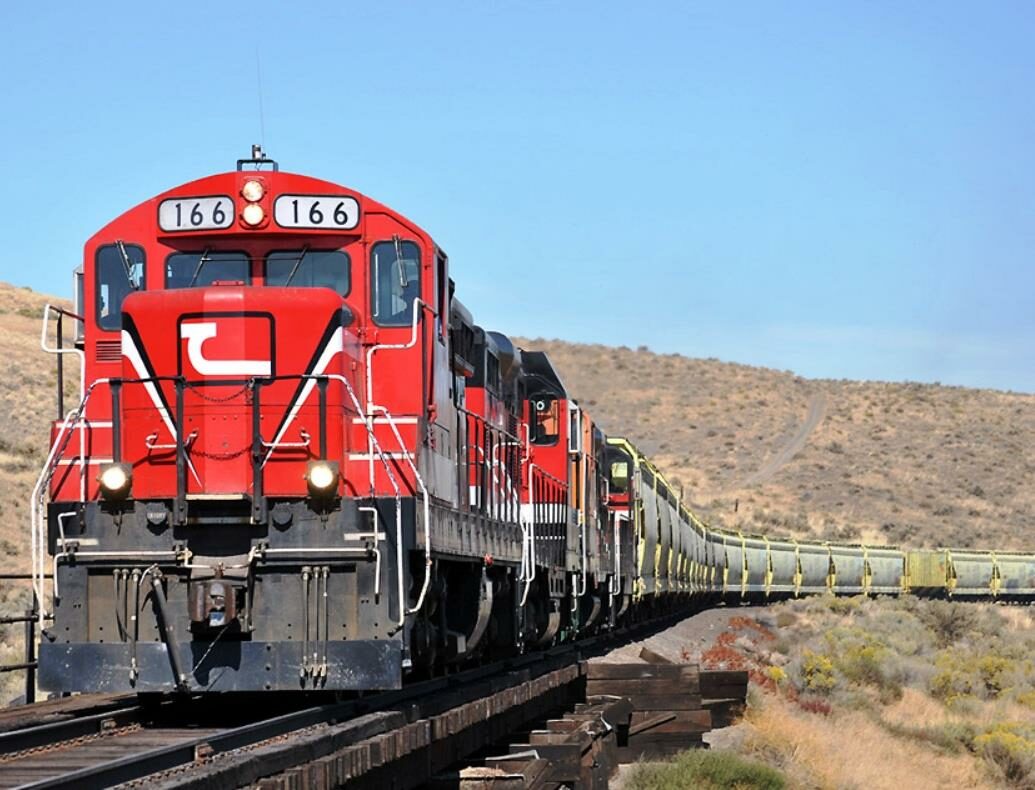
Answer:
30, 378, 111, 624
40, 304, 85, 422
465, 439, 522, 522
297, 373, 407, 628
370, 404, 432, 615
260, 428, 310, 450
40, 304, 88, 500
519, 464, 569, 607
364, 298, 433, 490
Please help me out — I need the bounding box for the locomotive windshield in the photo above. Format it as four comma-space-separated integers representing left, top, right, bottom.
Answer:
165, 251, 250, 288
265, 249, 350, 296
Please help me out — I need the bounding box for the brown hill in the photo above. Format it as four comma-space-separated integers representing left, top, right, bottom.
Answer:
514, 337, 1035, 551
0, 282, 77, 698
0, 284, 77, 573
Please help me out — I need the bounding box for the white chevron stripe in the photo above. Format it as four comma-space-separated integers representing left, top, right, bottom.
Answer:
121, 330, 200, 484
263, 326, 344, 467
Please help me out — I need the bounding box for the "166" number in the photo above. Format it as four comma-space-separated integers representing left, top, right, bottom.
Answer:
158, 196, 234, 232
274, 195, 360, 230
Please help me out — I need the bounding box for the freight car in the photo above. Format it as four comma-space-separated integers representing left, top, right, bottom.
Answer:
29, 150, 1032, 696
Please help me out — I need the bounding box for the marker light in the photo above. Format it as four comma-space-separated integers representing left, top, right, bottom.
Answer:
306, 461, 339, 496
241, 179, 265, 202
98, 463, 132, 500
242, 203, 265, 226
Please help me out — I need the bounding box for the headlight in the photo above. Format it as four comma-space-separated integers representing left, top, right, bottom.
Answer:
241, 203, 265, 227
306, 461, 339, 496
241, 179, 265, 202
98, 463, 132, 500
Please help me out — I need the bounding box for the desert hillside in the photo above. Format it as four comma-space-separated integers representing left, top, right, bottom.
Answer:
0, 284, 77, 575
0, 282, 1032, 574
0, 281, 1033, 706
514, 338, 1035, 551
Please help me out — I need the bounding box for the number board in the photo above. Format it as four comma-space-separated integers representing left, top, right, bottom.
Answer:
158, 196, 234, 232
274, 194, 360, 230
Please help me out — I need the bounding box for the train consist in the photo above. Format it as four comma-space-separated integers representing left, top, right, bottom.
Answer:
30, 151, 1034, 695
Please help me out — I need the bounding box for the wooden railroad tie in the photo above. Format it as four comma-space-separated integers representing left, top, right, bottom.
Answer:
586, 660, 748, 762
432, 696, 632, 789
439, 661, 750, 787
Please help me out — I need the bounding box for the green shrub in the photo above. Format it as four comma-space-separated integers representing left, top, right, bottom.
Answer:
974, 724, 1035, 787
624, 749, 786, 790
930, 650, 1019, 705
826, 595, 864, 615
914, 601, 982, 647
801, 650, 837, 694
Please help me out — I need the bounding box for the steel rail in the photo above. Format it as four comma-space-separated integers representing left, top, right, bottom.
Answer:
0, 704, 143, 756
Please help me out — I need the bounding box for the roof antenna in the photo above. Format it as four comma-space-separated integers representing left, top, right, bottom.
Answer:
255, 48, 267, 157
237, 145, 278, 171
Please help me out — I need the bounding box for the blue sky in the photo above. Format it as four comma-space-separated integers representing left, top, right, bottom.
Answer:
1, 2, 1032, 392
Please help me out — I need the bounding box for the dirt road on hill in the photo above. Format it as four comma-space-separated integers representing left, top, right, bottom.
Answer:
740, 393, 827, 487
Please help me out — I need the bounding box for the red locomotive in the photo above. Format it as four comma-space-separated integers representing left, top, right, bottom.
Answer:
32, 149, 651, 693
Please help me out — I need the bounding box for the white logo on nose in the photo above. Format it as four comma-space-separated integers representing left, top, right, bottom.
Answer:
181, 322, 272, 377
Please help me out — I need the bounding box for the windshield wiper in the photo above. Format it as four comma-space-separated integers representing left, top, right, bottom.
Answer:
392, 235, 408, 287
282, 246, 309, 287
115, 240, 140, 290
187, 248, 212, 288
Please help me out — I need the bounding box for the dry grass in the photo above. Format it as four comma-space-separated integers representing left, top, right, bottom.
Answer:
0, 282, 74, 704
744, 694, 987, 789
0, 283, 76, 575
691, 598, 1035, 788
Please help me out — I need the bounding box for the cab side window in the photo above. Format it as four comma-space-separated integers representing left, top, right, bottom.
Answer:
371, 240, 420, 327
531, 396, 560, 445
96, 243, 145, 331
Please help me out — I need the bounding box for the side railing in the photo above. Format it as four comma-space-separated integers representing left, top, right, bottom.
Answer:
30, 304, 86, 631
0, 574, 51, 705
30, 380, 105, 626
519, 464, 568, 606
267, 372, 416, 625
41, 304, 85, 422
460, 408, 523, 525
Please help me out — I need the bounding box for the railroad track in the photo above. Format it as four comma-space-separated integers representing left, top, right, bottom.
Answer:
0, 693, 365, 789
0, 609, 693, 789
0, 695, 137, 736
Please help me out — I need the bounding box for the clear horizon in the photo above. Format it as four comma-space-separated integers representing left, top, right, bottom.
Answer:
1, 2, 1032, 393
